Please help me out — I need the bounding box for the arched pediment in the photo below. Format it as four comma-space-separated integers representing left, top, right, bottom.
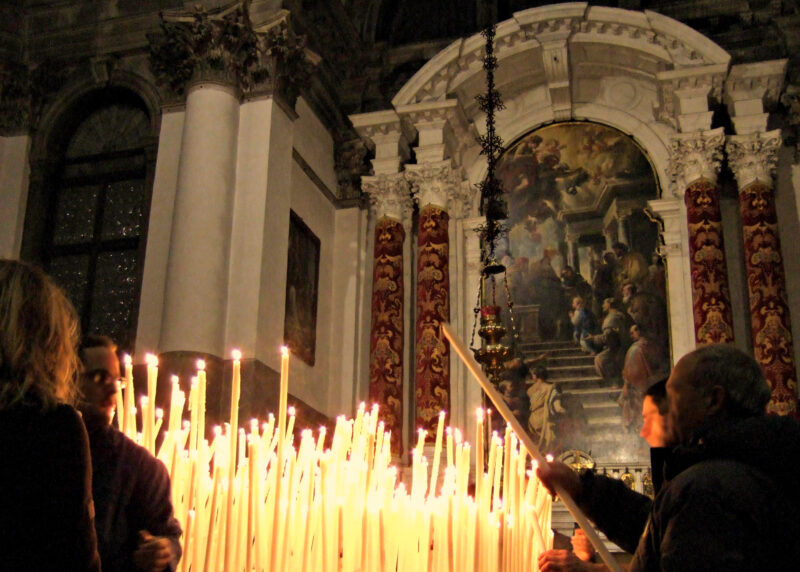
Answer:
392, 3, 730, 110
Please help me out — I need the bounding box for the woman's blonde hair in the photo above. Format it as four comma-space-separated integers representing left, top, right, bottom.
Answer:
0, 259, 81, 410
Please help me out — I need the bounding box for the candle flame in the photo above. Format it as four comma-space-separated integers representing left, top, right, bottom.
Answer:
145, 353, 158, 367
476, 407, 484, 420
545, 454, 554, 463
197, 359, 206, 371
171, 375, 179, 384
288, 406, 296, 416
232, 349, 242, 361
123, 354, 132, 366
156, 408, 163, 418
280, 346, 289, 357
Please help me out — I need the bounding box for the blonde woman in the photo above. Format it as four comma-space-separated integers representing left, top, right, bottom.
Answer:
0, 259, 100, 571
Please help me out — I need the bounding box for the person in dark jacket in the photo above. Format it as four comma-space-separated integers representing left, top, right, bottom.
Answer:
79, 334, 182, 572
0, 259, 101, 572
537, 344, 800, 572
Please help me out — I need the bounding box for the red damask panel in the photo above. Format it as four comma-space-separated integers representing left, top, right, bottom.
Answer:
415, 205, 450, 437
368, 218, 406, 455
684, 180, 735, 345
739, 182, 798, 416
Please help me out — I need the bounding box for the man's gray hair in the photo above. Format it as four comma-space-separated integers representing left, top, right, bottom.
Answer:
688, 344, 770, 417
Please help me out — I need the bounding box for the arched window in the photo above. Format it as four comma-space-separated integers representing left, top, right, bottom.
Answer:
43, 89, 152, 351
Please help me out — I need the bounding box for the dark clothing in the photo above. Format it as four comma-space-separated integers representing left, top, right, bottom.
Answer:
579, 415, 800, 571
0, 402, 101, 571
88, 423, 182, 572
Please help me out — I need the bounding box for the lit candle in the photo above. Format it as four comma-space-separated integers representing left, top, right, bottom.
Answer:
476, 407, 484, 501
429, 410, 445, 496
123, 354, 134, 438
145, 353, 158, 452
115, 378, 125, 432
196, 359, 207, 451
270, 346, 290, 572
224, 349, 241, 570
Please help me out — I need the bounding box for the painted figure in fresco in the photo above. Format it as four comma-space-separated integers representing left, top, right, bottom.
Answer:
560, 266, 592, 307
585, 298, 629, 384
569, 296, 599, 353
619, 324, 670, 431
529, 247, 567, 339
613, 242, 649, 296
526, 365, 559, 450
591, 251, 617, 316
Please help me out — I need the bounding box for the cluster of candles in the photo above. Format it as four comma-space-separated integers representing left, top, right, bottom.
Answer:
116, 347, 554, 572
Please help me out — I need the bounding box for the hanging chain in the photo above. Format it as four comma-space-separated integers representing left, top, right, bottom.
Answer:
503, 270, 520, 353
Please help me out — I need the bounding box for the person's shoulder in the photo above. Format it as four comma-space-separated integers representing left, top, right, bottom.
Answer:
117, 431, 169, 475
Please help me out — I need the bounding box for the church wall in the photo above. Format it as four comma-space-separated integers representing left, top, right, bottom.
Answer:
135, 108, 184, 355
328, 207, 370, 417
293, 98, 337, 193
288, 159, 336, 416
0, 135, 30, 259
776, 150, 800, 378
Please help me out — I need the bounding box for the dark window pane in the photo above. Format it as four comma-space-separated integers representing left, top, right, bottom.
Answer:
90, 250, 139, 347
66, 103, 150, 158
52, 185, 99, 246
102, 179, 144, 240
48, 254, 91, 317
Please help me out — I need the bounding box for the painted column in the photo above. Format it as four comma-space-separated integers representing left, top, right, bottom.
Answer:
362, 174, 412, 455
728, 131, 798, 416
669, 129, 735, 345
407, 161, 457, 437
351, 109, 415, 455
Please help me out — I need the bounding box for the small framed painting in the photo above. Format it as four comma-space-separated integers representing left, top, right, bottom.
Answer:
284, 211, 320, 366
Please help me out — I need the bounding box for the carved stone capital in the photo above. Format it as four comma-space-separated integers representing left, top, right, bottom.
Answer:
0, 60, 73, 135
396, 100, 473, 165
726, 130, 782, 190
363, 173, 413, 224
666, 128, 725, 195
335, 138, 370, 201
781, 84, 800, 162
148, 5, 313, 107
405, 160, 460, 211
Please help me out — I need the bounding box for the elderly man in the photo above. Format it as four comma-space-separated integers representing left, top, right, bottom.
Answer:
79, 335, 182, 572
537, 344, 800, 571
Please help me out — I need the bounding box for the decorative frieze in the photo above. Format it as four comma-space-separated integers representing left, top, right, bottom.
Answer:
726, 131, 782, 190
666, 128, 725, 195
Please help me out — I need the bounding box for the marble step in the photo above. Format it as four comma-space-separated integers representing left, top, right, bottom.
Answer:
546, 354, 598, 367
563, 385, 623, 403
547, 364, 598, 379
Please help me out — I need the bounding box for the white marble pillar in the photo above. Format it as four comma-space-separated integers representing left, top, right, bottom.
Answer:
161, 82, 239, 355
647, 198, 696, 362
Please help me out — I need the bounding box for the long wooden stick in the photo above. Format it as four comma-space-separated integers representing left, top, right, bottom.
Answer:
442, 322, 624, 572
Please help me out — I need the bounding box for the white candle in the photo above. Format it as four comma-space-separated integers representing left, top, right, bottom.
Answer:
224, 349, 241, 570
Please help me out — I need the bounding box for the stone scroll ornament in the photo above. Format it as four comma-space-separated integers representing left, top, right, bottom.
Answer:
415, 205, 451, 435
684, 179, 735, 345
739, 182, 798, 416
368, 218, 406, 455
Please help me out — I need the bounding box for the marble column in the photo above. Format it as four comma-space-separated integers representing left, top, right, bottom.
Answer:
407, 161, 457, 437
362, 174, 413, 455
669, 129, 735, 345
728, 131, 798, 416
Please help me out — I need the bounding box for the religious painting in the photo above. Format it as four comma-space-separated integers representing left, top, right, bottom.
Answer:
494, 121, 668, 466
284, 211, 320, 366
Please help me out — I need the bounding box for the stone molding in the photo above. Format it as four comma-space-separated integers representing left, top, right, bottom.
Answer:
725, 60, 787, 110
726, 130, 782, 190
362, 173, 413, 224
666, 127, 725, 195
350, 109, 415, 175
655, 64, 728, 130
396, 100, 475, 166
647, 198, 683, 257
148, 5, 313, 107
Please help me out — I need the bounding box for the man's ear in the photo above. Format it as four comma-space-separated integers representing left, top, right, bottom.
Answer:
705, 385, 726, 416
